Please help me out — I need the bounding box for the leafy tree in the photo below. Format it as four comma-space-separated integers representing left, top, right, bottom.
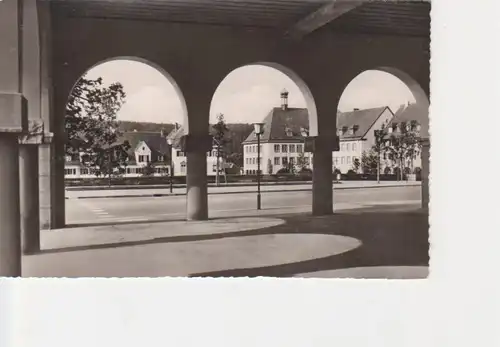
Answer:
226, 152, 243, 168
142, 161, 156, 177
352, 157, 361, 173
361, 150, 378, 175
66, 76, 129, 182
211, 113, 230, 186
385, 121, 421, 181
267, 159, 273, 175
372, 122, 389, 183
296, 151, 308, 172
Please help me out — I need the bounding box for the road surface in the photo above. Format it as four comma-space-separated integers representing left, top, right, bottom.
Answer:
65, 185, 421, 225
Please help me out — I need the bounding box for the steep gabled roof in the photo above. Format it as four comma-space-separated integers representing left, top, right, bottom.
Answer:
390, 103, 428, 125
336, 106, 390, 140
119, 131, 170, 160
242, 106, 391, 144
243, 107, 309, 144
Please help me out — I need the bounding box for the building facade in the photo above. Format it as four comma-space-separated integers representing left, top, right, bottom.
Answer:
242, 92, 397, 175
333, 106, 395, 173
64, 130, 172, 179
242, 92, 313, 175
379, 103, 426, 175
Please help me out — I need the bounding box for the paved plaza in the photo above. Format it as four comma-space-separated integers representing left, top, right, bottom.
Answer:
23, 192, 429, 278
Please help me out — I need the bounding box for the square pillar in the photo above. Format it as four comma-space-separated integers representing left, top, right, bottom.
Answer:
182, 134, 213, 221
421, 138, 430, 209
19, 120, 49, 254
306, 136, 339, 216
0, 0, 26, 276
0, 94, 27, 276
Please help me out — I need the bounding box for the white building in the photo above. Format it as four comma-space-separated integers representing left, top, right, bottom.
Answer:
242, 92, 312, 175
242, 91, 396, 175
64, 130, 171, 179
165, 124, 226, 177
379, 103, 426, 175
334, 106, 395, 173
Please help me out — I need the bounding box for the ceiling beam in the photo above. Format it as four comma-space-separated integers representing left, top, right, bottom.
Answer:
286, 0, 365, 40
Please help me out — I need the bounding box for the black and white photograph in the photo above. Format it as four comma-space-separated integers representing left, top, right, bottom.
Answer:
1, 0, 430, 278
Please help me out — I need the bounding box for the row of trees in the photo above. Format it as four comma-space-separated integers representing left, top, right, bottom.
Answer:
351, 120, 422, 182
66, 76, 250, 185
66, 76, 131, 185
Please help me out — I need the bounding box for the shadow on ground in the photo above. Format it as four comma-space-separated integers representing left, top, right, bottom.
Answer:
40, 205, 429, 278
188, 206, 429, 278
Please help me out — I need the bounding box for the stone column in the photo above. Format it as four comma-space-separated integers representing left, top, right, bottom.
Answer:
0, 0, 26, 276
19, 120, 48, 254
307, 136, 337, 216
38, 0, 65, 230
183, 134, 213, 220
0, 95, 27, 276
421, 139, 430, 209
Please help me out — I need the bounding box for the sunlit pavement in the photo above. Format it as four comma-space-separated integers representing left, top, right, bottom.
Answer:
23, 202, 429, 278
65, 185, 422, 225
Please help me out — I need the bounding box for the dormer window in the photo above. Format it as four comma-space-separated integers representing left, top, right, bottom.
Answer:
348, 127, 354, 135
391, 123, 398, 133
342, 126, 348, 134
300, 127, 309, 137
285, 127, 293, 137
337, 128, 343, 136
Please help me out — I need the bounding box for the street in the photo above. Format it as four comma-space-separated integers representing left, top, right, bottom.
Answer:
65, 185, 421, 225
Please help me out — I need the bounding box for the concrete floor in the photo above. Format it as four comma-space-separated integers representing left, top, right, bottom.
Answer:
23, 200, 429, 278
65, 185, 421, 225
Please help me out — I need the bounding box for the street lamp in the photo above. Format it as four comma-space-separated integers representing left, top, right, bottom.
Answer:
166, 138, 174, 194
253, 122, 265, 210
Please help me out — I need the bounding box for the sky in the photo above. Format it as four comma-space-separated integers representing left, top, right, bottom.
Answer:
86, 60, 415, 124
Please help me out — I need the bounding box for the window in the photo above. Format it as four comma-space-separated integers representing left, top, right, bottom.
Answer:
305, 157, 310, 165
346, 143, 350, 151
126, 168, 131, 174
212, 164, 217, 172
281, 144, 288, 152
176, 151, 181, 157
289, 157, 295, 165
180, 161, 186, 173
158, 155, 164, 162
340, 144, 345, 151
274, 157, 280, 165
297, 144, 303, 153
252, 158, 256, 164
352, 143, 357, 151
282, 157, 288, 165
341, 157, 345, 164
333, 157, 338, 165
274, 144, 280, 153
289, 144, 296, 153
347, 156, 351, 164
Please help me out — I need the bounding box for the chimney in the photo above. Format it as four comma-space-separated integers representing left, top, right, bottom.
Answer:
353, 108, 360, 111
280, 89, 289, 111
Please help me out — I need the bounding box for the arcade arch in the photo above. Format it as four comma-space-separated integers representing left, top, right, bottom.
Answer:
208, 63, 317, 211
62, 58, 188, 225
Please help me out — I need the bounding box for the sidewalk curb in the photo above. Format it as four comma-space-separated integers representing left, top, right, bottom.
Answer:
66, 181, 314, 191
66, 183, 420, 200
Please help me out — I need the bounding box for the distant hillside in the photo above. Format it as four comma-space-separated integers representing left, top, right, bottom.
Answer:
118, 120, 175, 133
117, 120, 253, 156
